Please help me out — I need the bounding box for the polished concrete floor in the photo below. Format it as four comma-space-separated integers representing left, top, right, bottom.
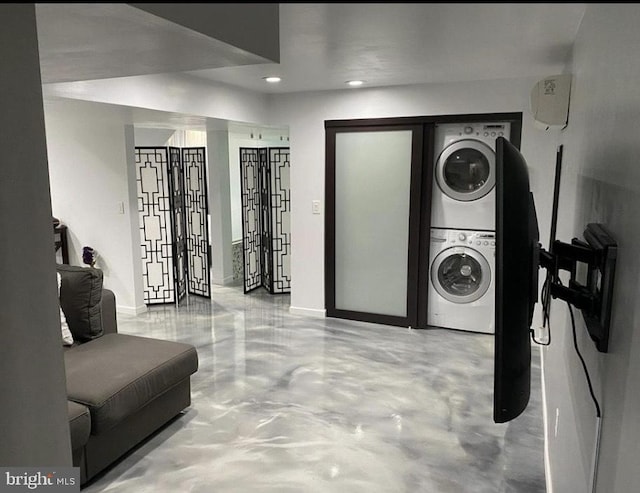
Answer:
84, 284, 546, 492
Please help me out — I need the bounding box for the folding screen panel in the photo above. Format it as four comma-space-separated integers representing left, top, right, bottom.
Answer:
182, 147, 211, 298
136, 146, 210, 304
240, 148, 262, 292
268, 148, 291, 293
239, 147, 291, 294
168, 147, 187, 302
259, 148, 272, 291
135, 147, 176, 304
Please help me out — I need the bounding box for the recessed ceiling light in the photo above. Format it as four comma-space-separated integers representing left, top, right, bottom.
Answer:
263, 76, 281, 83
346, 80, 364, 87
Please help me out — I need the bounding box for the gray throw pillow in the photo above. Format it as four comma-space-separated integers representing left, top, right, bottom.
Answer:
57, 264, 104, 342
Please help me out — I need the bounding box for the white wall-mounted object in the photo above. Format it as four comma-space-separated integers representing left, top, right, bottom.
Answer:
530, 74, 572, 129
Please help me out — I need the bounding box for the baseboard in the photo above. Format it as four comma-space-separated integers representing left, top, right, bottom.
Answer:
289, 306, 326, 318
540, 348, 553, 493
116, 304, 148, 316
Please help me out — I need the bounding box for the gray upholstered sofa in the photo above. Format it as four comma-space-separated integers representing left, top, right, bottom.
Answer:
58, 266, 198, 486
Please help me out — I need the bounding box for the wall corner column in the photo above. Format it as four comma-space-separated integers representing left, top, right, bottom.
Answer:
207, 129, 234, 285
0, 4, 72, 466
124, 124, 147, 313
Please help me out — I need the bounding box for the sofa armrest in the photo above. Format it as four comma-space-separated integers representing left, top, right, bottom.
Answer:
100, 289, 118, 335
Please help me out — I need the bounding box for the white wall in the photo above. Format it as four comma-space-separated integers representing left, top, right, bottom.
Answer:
543, 5, 640, 493
133, 128, 175, 147
167, 129, 207, 148
133, 128, 207, 148
269, 78, 560, 316
208, 129, 234, 285
45, 99, 145, 314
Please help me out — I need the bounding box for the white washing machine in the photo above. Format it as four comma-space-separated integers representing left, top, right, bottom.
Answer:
427, 228, 495, 334
430, 122, 511, 231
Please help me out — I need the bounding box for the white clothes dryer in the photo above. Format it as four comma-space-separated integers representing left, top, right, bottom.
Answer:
430, 122, 511, 230
427, 228, 495, 334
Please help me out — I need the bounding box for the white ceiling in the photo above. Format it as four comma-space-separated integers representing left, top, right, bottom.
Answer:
36, 3, 587, 93
189, 3, 587, 93
34, 3, 586, 133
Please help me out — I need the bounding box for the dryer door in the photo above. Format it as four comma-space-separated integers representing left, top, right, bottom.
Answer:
435, 140, 495, 202
431, 246, 491, 303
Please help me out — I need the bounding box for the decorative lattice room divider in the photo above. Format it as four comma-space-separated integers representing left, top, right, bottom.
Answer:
240, 147, 291, 294
182, 147, 211, 298
168, 146, 187, 302
136, 147, 176, 304
135, 146, 210, 304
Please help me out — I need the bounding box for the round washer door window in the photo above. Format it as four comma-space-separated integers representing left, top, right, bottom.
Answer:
436, 140, 495, 202
431, 247, 491, 304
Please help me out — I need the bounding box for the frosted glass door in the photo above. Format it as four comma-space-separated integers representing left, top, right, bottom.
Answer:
334, 130, 414, 317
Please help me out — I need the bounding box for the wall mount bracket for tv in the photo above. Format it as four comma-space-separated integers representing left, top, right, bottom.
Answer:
539, 223, 617, 352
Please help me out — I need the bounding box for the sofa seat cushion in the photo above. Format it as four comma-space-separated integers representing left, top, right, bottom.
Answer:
65, 334, 198, 434
68, 401, 91, 451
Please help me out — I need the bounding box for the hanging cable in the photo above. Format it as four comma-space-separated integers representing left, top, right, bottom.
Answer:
539, 270, 603, 492
567, 302, 602, 418
531, 274, 552, 346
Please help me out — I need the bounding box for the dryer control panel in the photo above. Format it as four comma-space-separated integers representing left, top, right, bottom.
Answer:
437, 122, 512, 148
481, 124, 507, 138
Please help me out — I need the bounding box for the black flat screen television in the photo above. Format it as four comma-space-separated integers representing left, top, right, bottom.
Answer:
494, 136, 540, 423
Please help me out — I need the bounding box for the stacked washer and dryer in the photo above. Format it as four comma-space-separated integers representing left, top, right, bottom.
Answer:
427, 122, 511, 334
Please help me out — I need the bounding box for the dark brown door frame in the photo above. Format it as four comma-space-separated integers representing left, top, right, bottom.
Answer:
325, 124, 424, 327
416, 124, 436, 328
325, 112, 523, 329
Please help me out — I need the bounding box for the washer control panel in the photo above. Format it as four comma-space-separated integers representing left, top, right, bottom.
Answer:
431, 229, 496, 247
